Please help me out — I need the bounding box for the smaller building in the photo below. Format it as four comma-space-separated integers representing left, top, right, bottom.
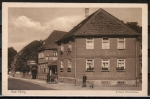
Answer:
37, 30, 67, 80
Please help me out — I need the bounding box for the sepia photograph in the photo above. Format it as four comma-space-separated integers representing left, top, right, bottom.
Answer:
2, 3, 148, 96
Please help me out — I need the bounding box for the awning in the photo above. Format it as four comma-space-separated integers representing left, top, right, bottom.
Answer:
48, 61, 57, 67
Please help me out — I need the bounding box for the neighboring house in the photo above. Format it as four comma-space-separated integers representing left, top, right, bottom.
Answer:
10, 46, 26, 77
55, 8, 141, 86
37, 30, 67, 80
10, 54, 19, 76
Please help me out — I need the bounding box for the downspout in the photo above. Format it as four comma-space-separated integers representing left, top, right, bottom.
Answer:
135, 38, 138, 87
74, 36, 77, 86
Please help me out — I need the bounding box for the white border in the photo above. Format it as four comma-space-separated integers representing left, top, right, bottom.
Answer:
2, 3, 148, 96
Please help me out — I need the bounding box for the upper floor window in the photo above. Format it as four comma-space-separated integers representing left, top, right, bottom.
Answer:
86, 38, 94, 49
86, 59, 94, 71
68, 43, 72, 52
60, 43, 64, 54
53, 52, 57, 57
140, 45, 142, 56
101, 59, 110, 71
118, 38, 125, 49
43, 41, 45, 45
102, 38, 109, 49
38, 53, 44, 59
116, 59, 125, 71
45, 56, 49, 60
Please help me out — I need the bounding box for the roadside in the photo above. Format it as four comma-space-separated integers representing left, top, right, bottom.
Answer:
8, 75, 142, 90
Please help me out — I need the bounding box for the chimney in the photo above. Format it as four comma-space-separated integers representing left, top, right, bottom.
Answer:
85, 8, 89, 18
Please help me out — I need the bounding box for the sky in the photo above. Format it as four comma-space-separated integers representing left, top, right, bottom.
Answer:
8, 8, 142, 52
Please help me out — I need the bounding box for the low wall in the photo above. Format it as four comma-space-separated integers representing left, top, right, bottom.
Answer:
57, 77, 141, 87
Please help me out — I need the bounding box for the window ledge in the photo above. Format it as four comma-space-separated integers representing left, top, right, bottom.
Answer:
118, 49, 125, 50
86, 70, 94, 72
116, 70, 126, 72
101, 70, 110, 72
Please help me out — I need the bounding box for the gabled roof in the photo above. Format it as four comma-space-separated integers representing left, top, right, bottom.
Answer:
56, 8, 141, 43
11, 45, 27, 60
38, 30, 67, 51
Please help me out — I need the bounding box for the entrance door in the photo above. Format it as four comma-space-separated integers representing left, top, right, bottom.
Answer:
32, 69, 37, 79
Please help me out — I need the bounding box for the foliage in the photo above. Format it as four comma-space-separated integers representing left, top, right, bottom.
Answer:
8, 47, 17, 72
125, 22, 142, 34
15, 40, 43, 73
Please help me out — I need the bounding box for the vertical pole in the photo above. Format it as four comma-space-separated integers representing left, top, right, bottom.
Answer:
74, 37, 77, 86
135, 38, 138, 87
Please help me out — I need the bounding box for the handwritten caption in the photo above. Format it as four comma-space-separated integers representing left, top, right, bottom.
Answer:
116, 91, 139, 93
11, 90, 26, 94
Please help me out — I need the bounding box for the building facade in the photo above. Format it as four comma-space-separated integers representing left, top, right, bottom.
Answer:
56, 8, 141, 86
37, 30, 67, 80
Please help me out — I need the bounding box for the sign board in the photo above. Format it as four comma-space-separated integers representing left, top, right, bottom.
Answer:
27, 60, 37, 65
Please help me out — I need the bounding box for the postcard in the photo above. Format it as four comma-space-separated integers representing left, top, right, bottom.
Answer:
2, 3, 148, 96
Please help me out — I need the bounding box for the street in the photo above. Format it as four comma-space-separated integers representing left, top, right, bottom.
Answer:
8, 78, 54, 90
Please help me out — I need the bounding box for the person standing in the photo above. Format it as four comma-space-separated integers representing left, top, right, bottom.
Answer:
82, 74, 87, 87
46, 73, 50, 84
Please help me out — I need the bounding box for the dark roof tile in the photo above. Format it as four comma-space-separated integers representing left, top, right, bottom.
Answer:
56, 8, 140, 43
38, 30, 67, 51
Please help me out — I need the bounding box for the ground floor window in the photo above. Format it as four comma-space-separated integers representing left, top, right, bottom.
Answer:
101, 59, 110, 71
60, 60, 64, 72
117, 59, 125, 71
86, 59, 94, 71
67, 59, 72, 72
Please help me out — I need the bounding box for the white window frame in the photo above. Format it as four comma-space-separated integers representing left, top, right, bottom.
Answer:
61, 43, 64, 52
86, 59, 94, 71
117, 59, 126, 71
68, 59, 72, 68
86, 38, 94, 49
68, 43, 72, 52
102, 38, 109, 49
101, 59, 110, 71
45, 56, 49, 60
60, 60, 64, 68
118, 38, 125, 49
39, 53, 44, 58
53, 52, 57, 57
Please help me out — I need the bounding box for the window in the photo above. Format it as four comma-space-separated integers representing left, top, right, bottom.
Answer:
68, 59, 72, 72
46, 56, 49, 60
60, 43, 64, 52
118, 38, 125, 49
43, 41, 45, 45
102, 38, 109, 49
68, 43, 72, 52
60, 60, 64, 72
86, 38, 94, 49
86, 59, 94, 71
38, 64, 41, 73
117, 59, 125, 71
140, 45, 142, 56
39, 53, 44, 59
101, 59, 110, 71
53, 52, 57, 57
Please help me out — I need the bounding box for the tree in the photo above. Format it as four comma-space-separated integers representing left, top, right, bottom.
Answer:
8, 47, 17, 72
125, 22, 142, 34
15, 40, 43, 73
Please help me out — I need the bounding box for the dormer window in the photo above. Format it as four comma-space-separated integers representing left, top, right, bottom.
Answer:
43, 41, 45, 45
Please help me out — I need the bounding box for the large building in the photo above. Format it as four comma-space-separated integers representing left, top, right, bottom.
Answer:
55, 8, 141, 86
37, 30, 67, 80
